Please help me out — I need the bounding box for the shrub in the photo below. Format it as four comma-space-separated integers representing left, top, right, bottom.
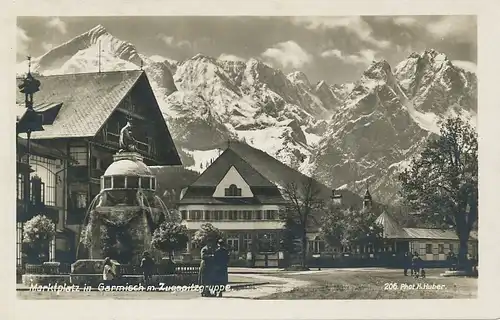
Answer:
192, 223, 225, 247
23, 215, 55, 244
23, 215, 55, 263
151, 222, 189, 258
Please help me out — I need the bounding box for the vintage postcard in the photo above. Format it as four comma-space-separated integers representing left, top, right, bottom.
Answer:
4, 1, 500, 319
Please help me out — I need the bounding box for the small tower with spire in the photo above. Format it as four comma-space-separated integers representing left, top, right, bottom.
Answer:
331, 188, 343, 206
363, 183, 372, 211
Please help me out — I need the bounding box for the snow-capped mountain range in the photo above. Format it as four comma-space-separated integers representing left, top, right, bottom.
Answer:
17, 25, 477, 204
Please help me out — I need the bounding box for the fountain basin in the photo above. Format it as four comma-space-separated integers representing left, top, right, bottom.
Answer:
77, 151, 170, 264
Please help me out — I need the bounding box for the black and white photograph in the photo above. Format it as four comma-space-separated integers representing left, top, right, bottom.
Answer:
13, 14, 482, 304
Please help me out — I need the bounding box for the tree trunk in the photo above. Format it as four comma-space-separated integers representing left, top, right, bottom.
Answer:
301, 233, 307, 268
458, 231, 470, 271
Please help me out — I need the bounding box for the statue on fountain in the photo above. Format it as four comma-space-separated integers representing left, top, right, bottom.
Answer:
119, 120, 137, 153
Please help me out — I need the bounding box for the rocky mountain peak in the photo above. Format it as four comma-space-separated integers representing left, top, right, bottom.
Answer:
15, 27, 476, 205
86, 24, 108, 39
287, 71, 311, 88
189, 53, 215, 63
363, 60, 393, 81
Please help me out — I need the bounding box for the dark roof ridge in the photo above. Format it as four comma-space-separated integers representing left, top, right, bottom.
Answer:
189, 147, 276, 188
16, 69, 143, 80
224, 146, 276, 187
188, 148, 226, 186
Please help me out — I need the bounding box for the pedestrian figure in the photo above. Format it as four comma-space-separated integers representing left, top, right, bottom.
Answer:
198, 240, 216, 297
103, 257, 116, 286
411, 252, 420, 278
420, 261, 426, 278
447, 251, 457, 271
214, 239, 230, 297
472, 255, 478, 273
403, 251, 411, 276
140, 251, 155, 286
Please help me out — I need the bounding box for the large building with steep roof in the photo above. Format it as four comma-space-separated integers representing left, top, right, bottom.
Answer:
178, 146, 292, 266
16, 70, 181, 262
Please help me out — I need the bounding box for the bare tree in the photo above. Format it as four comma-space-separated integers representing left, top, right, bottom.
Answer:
280, 176, 324, 268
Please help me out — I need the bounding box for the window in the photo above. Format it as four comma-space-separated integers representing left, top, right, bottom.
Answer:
103, 177, 112, 189
254, 210, 262, 220
114, 176, 125, 188
151, 178, 156, 190
228, 210, 238, 220
227, 237, 239, 252
241, 210, 252, 220
265, 210, 277, 220
204, 210, 210, 220
449, 243, 455, 253
127, 176, 139, 188
243, 233, 252, 251
214, 211, 223, 221
16, 222, 22, 266
181, 210, 187, 220
309, 238, 325, 254
91, 156, 102, 170
30, 156, 57, 206
438, 244, 445, 254
141, 177, 151, 189
30, 177, 45, 204
73, 192, 87, 209
224, 184, 242, 196
17, 174, 25, 200
191, 210, 202, 220
258, 232, 276, 251
426, 244, 433, 254
70, 146, 87, 166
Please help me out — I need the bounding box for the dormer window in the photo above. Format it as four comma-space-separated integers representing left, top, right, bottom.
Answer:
225, 184, 241, 197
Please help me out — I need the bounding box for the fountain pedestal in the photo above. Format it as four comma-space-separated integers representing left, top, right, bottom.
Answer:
77, 151, 167, 265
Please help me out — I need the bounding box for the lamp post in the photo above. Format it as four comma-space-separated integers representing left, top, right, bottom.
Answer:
17, 56, 42, 266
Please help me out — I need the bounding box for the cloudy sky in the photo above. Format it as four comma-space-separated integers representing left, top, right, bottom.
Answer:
17, 16, 476, 84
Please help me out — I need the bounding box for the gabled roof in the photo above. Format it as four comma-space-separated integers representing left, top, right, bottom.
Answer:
375, 212, 406, 238
401, 228, 478, 241
15, 70, 143, 139
191, 148, 276, 188
376, 212, 478, 241
222, 141, 363, 207
179, 147, 287, 205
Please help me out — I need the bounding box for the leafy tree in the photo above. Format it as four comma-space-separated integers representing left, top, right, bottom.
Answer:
151, 222, 189, 258
280, 176, 324, 267
192, 223, 225, 247
23, 214, 56, 263
399, 117, 478, 270
320, 206, 382, 251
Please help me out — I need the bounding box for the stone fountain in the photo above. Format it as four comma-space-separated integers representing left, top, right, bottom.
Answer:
75, 121, 171, 267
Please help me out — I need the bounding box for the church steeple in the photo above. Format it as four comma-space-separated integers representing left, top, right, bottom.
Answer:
363, 184, 372, 210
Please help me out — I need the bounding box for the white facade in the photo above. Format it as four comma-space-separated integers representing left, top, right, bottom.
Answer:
213, 166, 253, 198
